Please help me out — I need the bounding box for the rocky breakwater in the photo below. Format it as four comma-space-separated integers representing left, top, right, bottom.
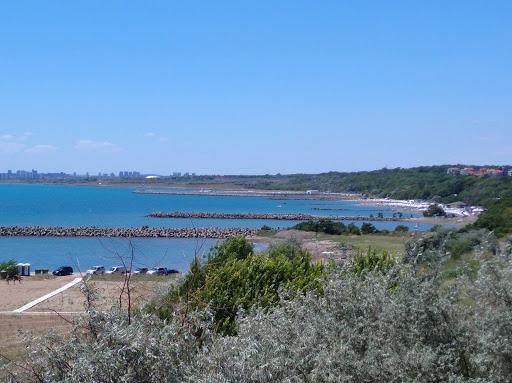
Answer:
0, 226, 257, 239
147, 211, 410, 222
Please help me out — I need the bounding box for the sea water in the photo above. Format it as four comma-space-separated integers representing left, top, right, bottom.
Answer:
0, 184, 432, 271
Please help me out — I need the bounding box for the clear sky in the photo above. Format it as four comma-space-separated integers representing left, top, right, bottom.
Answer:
0, 1, 510, 175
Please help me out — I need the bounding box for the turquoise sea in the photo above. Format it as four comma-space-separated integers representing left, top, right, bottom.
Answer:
0, 184, 431, 272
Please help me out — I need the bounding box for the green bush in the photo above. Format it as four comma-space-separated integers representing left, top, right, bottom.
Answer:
7, 230, 512, 383
0, 259, 18, 278
352, 247, 396, 275
394, 225, 409, 233
471, 198, 512, 237
293, 219, 347, 235
423, 204, 447, 217
347, 223, 361, 235
446, 238, 473, 258
361, 222, 378, 234
148, 237, 325, 335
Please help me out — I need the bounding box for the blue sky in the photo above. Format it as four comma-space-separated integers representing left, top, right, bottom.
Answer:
0, 1, 510, 175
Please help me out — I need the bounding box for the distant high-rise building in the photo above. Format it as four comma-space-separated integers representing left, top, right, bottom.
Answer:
119, 171, 141, 179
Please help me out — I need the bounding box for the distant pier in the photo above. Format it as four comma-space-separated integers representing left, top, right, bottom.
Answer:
134, 189, 359, 201
146, 211, 410, 222
0, 226, 256, 238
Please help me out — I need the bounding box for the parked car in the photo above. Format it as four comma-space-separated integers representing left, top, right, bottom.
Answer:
133, 267, 148, 274
147, 267, 180, 275
53, 266, 73, 276
86, 265, 105, 275
105, 266, 128, 275
147, 267, 168, 275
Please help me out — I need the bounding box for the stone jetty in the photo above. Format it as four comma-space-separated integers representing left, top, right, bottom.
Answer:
134, 189, 358, 201
312, 207, 348, 211
147, 211, 410, 222
0, 226, 256, 238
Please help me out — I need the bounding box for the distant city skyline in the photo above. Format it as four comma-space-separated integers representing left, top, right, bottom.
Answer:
0, 1, 510, 174
0, 168, 199, 179
1, 165, 512, 179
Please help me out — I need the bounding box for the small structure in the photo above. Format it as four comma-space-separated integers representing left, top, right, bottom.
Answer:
446, 167, 461, 175
17, 263, 31, 276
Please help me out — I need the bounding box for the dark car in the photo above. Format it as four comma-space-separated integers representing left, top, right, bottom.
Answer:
133, 267, 148, 274
146, 267, 179, 276
147, 267, 167, 275
53, 266, 73, 276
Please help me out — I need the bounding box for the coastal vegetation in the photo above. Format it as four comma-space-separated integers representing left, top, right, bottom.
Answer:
233, 166, 512, 205
4, 228, 512, 382
236, 166, 512, 237
78, 165, 512, 236
146, 237, 325, 335
292, 219, 408, 236
422, 203, 447, 217
0, 260, 17, 278
292, 219, 361, 235
470, 196, 512, 237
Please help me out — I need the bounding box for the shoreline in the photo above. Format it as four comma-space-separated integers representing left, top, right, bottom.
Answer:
0, 182, 482, 222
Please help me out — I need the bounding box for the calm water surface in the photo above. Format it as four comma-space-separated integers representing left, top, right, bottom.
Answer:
0, 184, 430, 271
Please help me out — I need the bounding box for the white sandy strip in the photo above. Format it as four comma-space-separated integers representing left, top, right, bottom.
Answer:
13, 277, 83, 313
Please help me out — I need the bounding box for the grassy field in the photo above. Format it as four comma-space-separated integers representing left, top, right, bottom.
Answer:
315, 232, 409, 254
252, 229, 410, 261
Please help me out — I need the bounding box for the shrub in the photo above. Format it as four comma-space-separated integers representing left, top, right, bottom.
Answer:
190, 258, 512, 382
471, 198, 512, 237
360, 222, 378, 234
293, 219, 347, 235
347, 223, 361, 235
405, 228, 497, 275
148, 237, 325, 335
423, 204, 447, 217
293, 220, 364, 236
446, 238, 473, 258
394, 224, 409, 233
351, 247, 397, 275
0, 259, 18, 278
6, 230, 512, 383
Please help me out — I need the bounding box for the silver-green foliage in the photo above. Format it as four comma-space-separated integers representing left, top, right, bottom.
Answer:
189, 256, 512, 382
3, 309, 213, 383
4, 235, 512, 382
191, 265, 471, 382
